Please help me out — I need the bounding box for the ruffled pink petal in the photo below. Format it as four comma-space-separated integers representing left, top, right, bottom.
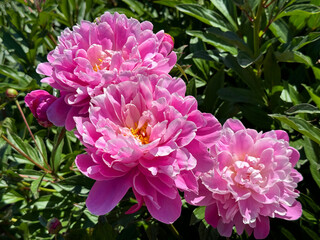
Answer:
278, 201, 302, 220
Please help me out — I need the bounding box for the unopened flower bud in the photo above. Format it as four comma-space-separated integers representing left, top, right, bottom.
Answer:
46, 217, 62, 234
163, 33, 174, 52
25, 90, 57, 127
6, 88, 18, 99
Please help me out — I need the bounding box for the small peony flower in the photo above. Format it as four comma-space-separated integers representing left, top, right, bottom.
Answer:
36, 12, 177, 130
74, 74, 221, 224
25, 90, 57, 127
185, 119, 302, 239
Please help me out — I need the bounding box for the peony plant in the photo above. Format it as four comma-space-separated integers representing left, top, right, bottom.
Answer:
21, 11, 304, 239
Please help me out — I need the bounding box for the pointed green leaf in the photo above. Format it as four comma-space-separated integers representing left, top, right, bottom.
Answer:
270, 114, 320, 145
210, 0, 238, 30
302, 84, 320, 109
275, 50, 313, 66
304, 137, 320, 188
285, 103, 320, 115
177, 4, 234, 31
204, 69, 224, 113
31, 173, 46, 199
186, 30, 237, 55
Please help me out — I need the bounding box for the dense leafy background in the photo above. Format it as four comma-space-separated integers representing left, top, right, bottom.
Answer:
0, 0, 320, 239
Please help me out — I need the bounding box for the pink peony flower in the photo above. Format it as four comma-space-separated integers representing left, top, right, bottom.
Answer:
74, 74, 221, 224
36, 12, 177, 130
25, 90, 57, 127
185, 119, 302, 239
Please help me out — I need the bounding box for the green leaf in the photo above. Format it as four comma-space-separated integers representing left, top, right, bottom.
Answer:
2, 190, 25, 204
312, 66, 320, 81
269, 114, 320, 145
53, 139, 64, 173
54, 175, 94, 195
122, 0, 146, 16
154, 0, 196, 8
223, 55, 265, 99
204, 69, 224, 113
92, 217, 116, 240
218, 87, 263, 104
276, 4, 320, 20
285, 103, 320, 115
30, 173, 46, 199
207, 27, 252, 54
301, 225, 320, 240
35, 135, 48, 168
186, 78, 197, 97
6, 130, 43, 167
302, 84, 320, 109
269, 19, 291, 43
0, 64, 33, 87
190, 206, 206, 225
280, 227, 296, 240
285, 32, 320, 51
176, 4, 234, 31
1, 28, 28, 64
264, 47, 281, 92
185, 50, 220, 62
304, 137, 320, 188
241, 105, 272, 129
210, 0, 238, 30
275, 50, 313, 66
186, 30, 237, 55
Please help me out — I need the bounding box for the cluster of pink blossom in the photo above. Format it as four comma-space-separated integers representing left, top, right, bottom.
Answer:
25, 12, 302, 239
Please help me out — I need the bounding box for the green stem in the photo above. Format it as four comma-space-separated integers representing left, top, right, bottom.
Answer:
21, 181, 57, 192
15, 100, 52, 171
50, 128, 66, 178
253, 1, 264, 56
168, 224, 180, 239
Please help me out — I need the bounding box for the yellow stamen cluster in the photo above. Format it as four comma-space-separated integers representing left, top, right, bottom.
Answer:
92, 58, 103, 72
130, 123, 149, 144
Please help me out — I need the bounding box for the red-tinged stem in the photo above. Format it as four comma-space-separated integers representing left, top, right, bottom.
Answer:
1, 134, 51, 173
15, 100, 52, 171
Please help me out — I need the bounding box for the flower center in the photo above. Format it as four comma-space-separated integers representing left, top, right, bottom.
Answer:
92, 58, 103, 72
130, 123, 149, 144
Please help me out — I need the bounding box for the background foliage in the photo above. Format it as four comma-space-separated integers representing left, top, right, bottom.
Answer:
0, 0, 320, 239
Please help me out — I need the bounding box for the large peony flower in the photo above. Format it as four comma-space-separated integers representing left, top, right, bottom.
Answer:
185, 119, 302, 239
36, 12, 177, 130
25, 90, 57, 128
74, 74, 221, 224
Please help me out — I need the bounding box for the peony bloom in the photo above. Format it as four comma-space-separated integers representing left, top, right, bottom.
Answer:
25, 90, 57, 127
185, 119, 302, 239
74, 74, 221, 224
36, 12, 177, 130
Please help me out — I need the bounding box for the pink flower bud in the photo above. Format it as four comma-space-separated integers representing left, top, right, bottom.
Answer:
163, 33, 174, 52
46, 217, 62, 234
6, 88, 18, 99
25, 90, 57, 128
